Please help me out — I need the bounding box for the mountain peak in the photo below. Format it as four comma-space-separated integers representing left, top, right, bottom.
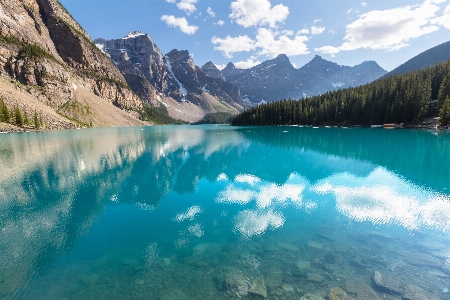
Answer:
122, 31, 146, 40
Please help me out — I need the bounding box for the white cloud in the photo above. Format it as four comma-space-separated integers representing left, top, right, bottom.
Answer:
297, 28, 310, 35
361, 2, 367, 6
212, 28, 309, 58
314, 19, 321, 23
207, 7, 215, 17
229, 0, 290, 28
317, 0, 446, 55
282, 29, 294, 36
177, 0, 198, 15
216, 20, 225, 26
211, 35, 256, 58
215, 64, 227, 70
431, 5, 450, 29
315, 46, 340, 57
161, 15, 199, 35
234, 57, 261, 69
311, 26, 326, 35
347, 8, 354, 14
166, 0, 176, 3
256, 28, 309, 57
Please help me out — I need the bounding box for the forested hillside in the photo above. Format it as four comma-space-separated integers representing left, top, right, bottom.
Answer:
232, 60, 450, 126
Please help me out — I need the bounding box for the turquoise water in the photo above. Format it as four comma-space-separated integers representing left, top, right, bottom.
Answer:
0, 125, 449, 300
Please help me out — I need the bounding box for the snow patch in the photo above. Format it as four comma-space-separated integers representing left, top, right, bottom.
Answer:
165, 56, 188, 100
95, 44, 105, 53
123, 31, 146, 39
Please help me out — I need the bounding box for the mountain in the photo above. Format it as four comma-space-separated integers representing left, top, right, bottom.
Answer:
0, 0, 145, 130
215, 55, 387, 104
384, 40, 450, 77
95, 34, 242, 122
200, 61, 225, 80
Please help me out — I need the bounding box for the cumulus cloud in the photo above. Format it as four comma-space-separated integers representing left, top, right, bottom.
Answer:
211, 34, 257, 58
311, 26, 326, 34
431, 4, 450, 29
297, 28, 310, 35
256, 28, 309, 57
216, 20, 225, 26
315, 46, 340, 57
316, 0, 448, 56
177, 0, 198, 15
361, 2, 367, 6
161, 15, 199, 35
215, 64, 227, 70
207, 7, 215, 17
234, 58, 262, 69
229, 0, 290, 28
212, 29, 309, 58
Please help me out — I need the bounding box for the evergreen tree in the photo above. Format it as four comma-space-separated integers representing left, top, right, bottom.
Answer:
24, 110, 30, 125
0, 98, 9, 122
439, 96, 450, 126
15, 107, 23, 127
34, 111, 40, 129
438, 74, 450, 110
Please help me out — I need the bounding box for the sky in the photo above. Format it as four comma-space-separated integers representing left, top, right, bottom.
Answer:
59, 0, 450, 71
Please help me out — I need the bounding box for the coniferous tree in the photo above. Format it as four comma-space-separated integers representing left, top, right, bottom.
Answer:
439, 96, 450, 126
438, 74, 450, 110
34, 111, 40, 129
15, 106, 23, 127
24, 110, 30, 125
0, 98, 9, 122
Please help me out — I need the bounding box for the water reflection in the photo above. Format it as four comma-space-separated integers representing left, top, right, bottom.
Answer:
0, 125, 449, 299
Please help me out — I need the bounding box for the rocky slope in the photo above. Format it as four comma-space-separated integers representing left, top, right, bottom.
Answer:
217, 55, 387, 104
0, 0, 145, 131
96, 33, 243, 121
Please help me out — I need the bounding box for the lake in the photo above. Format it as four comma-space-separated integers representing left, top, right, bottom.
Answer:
1, 125, 449, 300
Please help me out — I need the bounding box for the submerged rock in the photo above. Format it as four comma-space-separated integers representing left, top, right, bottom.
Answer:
282, 284, 295, 293
296, 260, 311, 270
299, 293, 325, 300
345, 279, 380, 300
249, 277, 267, 298
328, 287, 352, 300
308, 241, 324, 250
373, 271, 404, 294
159, 288, 188, 300
216, 269, 251, 297
307, 273, 325, 283
403, 284, 440, 300
277, 242, 300, 252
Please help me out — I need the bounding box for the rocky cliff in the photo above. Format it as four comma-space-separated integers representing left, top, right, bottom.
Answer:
96, 33, 242, 120
0, 0, 144, 131
219, 55, 387, 104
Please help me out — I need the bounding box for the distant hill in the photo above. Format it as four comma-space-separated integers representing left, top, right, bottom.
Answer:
384, 40, 450, 77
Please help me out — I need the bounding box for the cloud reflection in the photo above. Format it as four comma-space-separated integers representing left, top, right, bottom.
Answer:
233, 209, 284, 237
312, 167, 450, 232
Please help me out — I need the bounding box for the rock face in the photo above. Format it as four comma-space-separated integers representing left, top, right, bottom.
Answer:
217, 54, 387, 104
165, 49, 242, 106
0, 0, 143, 129
95, 32, 182, 102
201, 61, 225, 80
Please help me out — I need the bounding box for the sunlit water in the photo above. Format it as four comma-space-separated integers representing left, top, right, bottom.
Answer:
1, 126, 450, 300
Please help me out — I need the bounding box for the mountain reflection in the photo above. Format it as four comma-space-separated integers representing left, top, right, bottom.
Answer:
0, 126, 449, 298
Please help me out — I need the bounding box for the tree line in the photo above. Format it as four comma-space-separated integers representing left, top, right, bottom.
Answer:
232, 60, 450, 126
0, 98, 45, 129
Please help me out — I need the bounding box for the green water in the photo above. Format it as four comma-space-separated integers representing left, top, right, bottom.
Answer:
0, 125, 449, 300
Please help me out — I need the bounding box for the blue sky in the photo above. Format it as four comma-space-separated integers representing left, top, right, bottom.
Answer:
60, 0, 450, 71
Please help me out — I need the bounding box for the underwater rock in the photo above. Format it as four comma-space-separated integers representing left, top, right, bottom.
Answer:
397, 250, 442, 268
299, 293, 325, 300
249, 277, 267, 298
277, 242, 300, 252
308, 241, 324, 250
307, 273, 325, 283
282, 283, 295, 293
328, 287, 352, 300
216, 269, 251, 297
373, 271, 404, 294
159, 288, 188, 300
403, 284, 440, 300
296, 260, 311, 270
345, 279, 380, 300
265, 270, 282, 289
